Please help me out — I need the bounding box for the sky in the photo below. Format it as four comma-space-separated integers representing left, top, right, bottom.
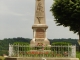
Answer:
0, 0, 78, 39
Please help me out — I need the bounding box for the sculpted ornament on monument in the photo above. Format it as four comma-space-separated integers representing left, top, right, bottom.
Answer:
36, 0, 44, 24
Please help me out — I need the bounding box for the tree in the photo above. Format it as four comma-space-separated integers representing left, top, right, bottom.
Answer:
50, 0, 80, 41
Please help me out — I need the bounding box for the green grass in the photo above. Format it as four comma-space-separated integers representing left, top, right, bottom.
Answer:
76, 52, 80, 60
0, 56, 4, 60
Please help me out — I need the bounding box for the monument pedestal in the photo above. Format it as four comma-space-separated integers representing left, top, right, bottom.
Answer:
30, 24, 50, 46
30, 38, 50, 46
30, 0, 50, 46
5, 57, 79, 60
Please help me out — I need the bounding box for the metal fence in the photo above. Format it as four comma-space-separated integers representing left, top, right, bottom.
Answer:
9, 44, 76, 58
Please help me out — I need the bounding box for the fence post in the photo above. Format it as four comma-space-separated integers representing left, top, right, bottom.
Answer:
9, 44, 14, 57
17, 43, 19, 57
71, 45, 76, 58
68, 44, 69, 57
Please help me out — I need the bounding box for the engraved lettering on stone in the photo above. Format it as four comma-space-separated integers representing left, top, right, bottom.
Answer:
36, 39, 44, 41
37, 0, 41, 1
36, 29, 45, 38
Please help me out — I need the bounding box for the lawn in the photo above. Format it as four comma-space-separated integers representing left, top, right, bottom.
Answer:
76, 52, 80, 60
0, 56, 4, 60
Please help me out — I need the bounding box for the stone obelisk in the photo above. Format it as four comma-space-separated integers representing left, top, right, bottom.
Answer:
30, 0, 50, 46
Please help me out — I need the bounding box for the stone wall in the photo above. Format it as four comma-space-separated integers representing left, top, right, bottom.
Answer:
5, 57, 79, 60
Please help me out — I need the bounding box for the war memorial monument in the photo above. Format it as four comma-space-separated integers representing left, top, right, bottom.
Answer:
5, 0, 79, 60
30, 0, 50, 47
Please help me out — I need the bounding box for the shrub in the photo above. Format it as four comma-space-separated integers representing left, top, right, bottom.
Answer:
51, 42, 71, 46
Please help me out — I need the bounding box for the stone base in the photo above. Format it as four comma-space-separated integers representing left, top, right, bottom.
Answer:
30, 38, 50, 47
5, 57, 79, 60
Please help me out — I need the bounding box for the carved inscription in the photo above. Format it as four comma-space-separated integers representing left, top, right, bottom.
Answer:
36, 28, 45, 38
35, 39, 44, 41
36, 0, 44, 24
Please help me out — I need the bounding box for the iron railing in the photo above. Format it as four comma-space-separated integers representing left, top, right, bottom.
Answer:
9, 44, 76, 58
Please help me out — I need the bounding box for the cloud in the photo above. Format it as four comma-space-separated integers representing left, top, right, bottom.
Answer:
0, 0, 78, 39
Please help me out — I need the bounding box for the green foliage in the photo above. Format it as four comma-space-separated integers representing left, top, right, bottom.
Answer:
50, 39, 79, 45
51, 42, 72, 54
76, 51, 80, 59
0, 38, 79, 56
13, 42, 29, 45
0, 37, 31, 56
13, 42, 30, 51
50, 39, 80, 51
50, 0, 80, 36
51, 42, 71, 46
0, 56, 4, 60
